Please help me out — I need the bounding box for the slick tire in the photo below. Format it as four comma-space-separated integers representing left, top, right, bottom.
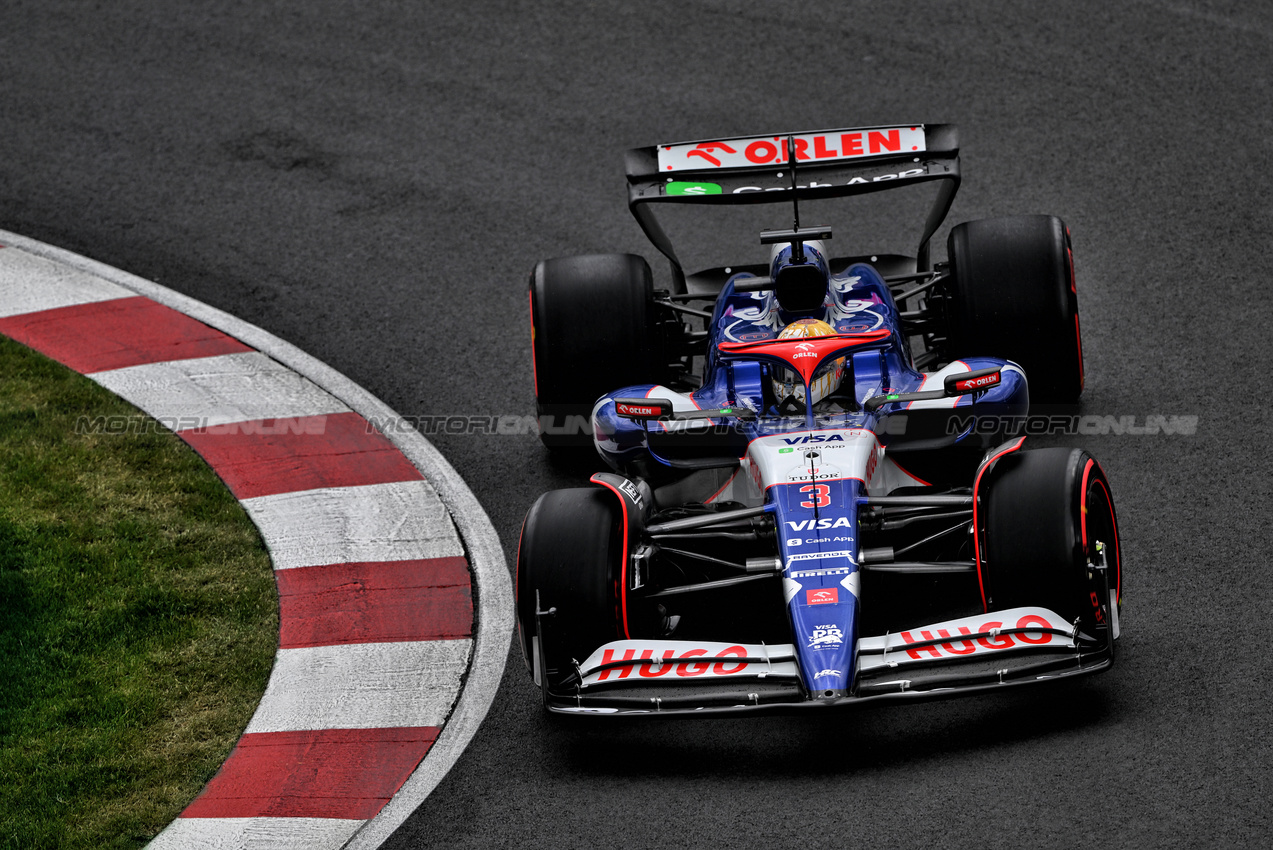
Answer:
980, 447, 1122, 631
529, 253, 660, 450
516, 487, 624, 686
946, 215, 1084, 405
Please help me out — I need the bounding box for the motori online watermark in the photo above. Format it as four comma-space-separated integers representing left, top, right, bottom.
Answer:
942, 413, 1198, 437
365, 412, 1200, 437
75, 416, 330, 435
75, 412, 1199, 438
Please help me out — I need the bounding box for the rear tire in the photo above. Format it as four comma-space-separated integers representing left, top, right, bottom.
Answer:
530, 253, 661, 449
981, 447, 1121, 631
516, 488, 625, 683
946, 215, 1084, 404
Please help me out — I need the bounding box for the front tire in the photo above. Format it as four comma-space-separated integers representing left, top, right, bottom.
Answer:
980, 447, 1122, 632
516, 488, 625, 685
946, 215, 1084, 405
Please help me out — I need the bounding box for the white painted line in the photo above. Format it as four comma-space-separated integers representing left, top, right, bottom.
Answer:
240, 480, 464, 570
90, 351, 350, 427
244, 640, 473, 734
0, 229, 514, 850
147, 816, 364, 850
0, 244, 133, 317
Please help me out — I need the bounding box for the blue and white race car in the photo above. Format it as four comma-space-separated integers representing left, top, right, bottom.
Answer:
520, 124, 1121, 715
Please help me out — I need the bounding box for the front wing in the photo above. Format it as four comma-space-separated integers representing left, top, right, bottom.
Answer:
536, 605, 1115, 717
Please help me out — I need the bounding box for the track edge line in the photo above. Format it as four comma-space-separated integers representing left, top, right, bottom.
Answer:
0, 229, 514, 848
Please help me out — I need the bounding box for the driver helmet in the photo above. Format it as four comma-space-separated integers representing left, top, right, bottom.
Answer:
771, 317, 846, 406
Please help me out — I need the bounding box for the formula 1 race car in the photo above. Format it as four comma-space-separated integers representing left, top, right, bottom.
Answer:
520, 124, 1121, 715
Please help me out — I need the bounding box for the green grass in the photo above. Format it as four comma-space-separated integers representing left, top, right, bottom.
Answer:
0, 334, 277, 848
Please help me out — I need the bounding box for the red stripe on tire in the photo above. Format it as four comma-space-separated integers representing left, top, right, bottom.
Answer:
972, 436, 1027, 612
276, 559, 473, 647
179, 727, 439, 820
0, 296, 251, 372
178, 412, 424, 498
589, 475, 632, 640
1075, 313, 1085, 391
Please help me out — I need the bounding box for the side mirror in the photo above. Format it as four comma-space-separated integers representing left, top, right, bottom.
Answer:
614, 397, 757, 423
865, 367, 1003, 412
943, 367, 1001, 395
614, 397, 673, 420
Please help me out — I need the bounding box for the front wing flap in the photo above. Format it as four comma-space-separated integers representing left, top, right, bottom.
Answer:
539, 604, 1115, 717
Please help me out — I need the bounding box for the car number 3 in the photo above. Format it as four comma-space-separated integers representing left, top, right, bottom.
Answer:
799, 484, 831, 508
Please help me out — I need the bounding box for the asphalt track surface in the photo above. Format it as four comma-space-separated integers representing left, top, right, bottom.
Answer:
2, 2, 1270, 848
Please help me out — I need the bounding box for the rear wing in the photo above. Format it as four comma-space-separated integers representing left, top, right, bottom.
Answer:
625, 124, 961, 287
